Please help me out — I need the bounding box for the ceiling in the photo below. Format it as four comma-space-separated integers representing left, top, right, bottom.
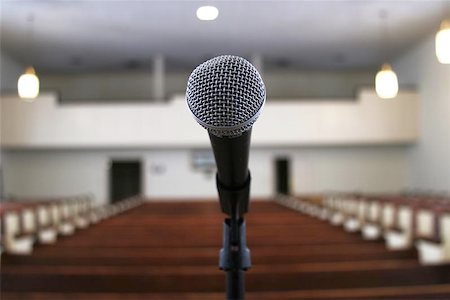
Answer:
1, 0, 448, 72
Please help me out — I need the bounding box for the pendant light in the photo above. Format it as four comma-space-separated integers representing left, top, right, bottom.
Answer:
18, 66, 40, 99
375, 10, 398, 99
375, 63, 398, 99
435, 2, 450, 64
436, 20, 450, 64
18, 13, 39, 101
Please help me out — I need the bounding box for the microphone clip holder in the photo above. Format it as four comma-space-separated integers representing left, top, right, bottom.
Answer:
216, 173, 251, 218
216, 173, 252, 299
219, 218, 251, 271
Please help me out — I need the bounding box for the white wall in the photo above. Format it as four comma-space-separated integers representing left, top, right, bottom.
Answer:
289, 146, 409, 193
0, 85, 418, 203
0, 89, 418, 148
2, 146, 409, 204
394, 35, 450, 193
0, 50, 24, 197
0, 50, 24, 92
2, 150, 107, 203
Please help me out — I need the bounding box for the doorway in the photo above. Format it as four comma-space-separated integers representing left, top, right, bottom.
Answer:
109, 160, 142, 204
275, 157, 291, 195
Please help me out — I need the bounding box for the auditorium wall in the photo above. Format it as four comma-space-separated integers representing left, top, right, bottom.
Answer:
0, 90, 418, 148
394, 35, 450, 193
0, 50, 23, 198
2, 146, 409, 205
0, 72, 419, 204
6, 35, 447, 203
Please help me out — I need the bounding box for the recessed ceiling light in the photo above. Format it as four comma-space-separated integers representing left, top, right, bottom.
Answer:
196, 6, 219, 21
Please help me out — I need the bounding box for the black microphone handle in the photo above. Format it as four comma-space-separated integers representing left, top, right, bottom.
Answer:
208, 129, 251, 190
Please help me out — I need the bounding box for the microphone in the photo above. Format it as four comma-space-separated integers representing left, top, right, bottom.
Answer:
186, 55, 266, 217
186, 55, 265, 300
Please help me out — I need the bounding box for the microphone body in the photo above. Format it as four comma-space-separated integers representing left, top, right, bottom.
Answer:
209, 130, 251, 217
209, 130, 250, 190
186, 55, 265, 300
186, 55, 265, 217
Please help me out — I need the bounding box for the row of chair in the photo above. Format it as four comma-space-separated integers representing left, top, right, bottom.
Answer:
2, 199, 450, 298
276, 193, 450, 265
0, 195, 143, 255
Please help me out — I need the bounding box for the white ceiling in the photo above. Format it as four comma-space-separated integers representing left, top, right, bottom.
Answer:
1, 0, 448, 72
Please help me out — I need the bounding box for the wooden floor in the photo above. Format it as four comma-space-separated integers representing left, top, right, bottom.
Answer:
2, 200, 450, 299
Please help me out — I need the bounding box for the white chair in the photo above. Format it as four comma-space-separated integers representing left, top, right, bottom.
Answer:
3, 211, 34, 255
73, 198, 89, 229
56, 202, 75, 236
327, 196, 345, 226
385, 205, 413, 250
415, 205, 449, 265
37, 204, 58, 244
361, 200, 382, 240
416, 239, 446, 265
343, 198, 361, 232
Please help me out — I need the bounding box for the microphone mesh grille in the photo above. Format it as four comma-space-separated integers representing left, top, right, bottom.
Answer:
186, 55, 266, 137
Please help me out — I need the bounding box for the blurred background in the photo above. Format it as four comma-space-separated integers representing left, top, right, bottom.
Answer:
0, 1, 450, 298
1, 0, 448, 203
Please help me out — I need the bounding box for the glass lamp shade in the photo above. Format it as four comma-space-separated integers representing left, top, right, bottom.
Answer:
436, 20, 450, 64
18, 67, 40, 100
375, 63, 398, 99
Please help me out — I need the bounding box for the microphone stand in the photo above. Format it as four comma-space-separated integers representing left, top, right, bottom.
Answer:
217, 174, 252, 300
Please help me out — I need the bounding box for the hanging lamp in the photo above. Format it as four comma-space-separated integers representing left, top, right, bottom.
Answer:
375, 63, 398, 99
18, 13, 39, 101
18, 66, 40, 100
375, 10, 398, 99
436, 1, 450, 64
436, 19, 450, 64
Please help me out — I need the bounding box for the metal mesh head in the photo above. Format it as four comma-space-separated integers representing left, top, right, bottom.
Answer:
186, 55, 266, 137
